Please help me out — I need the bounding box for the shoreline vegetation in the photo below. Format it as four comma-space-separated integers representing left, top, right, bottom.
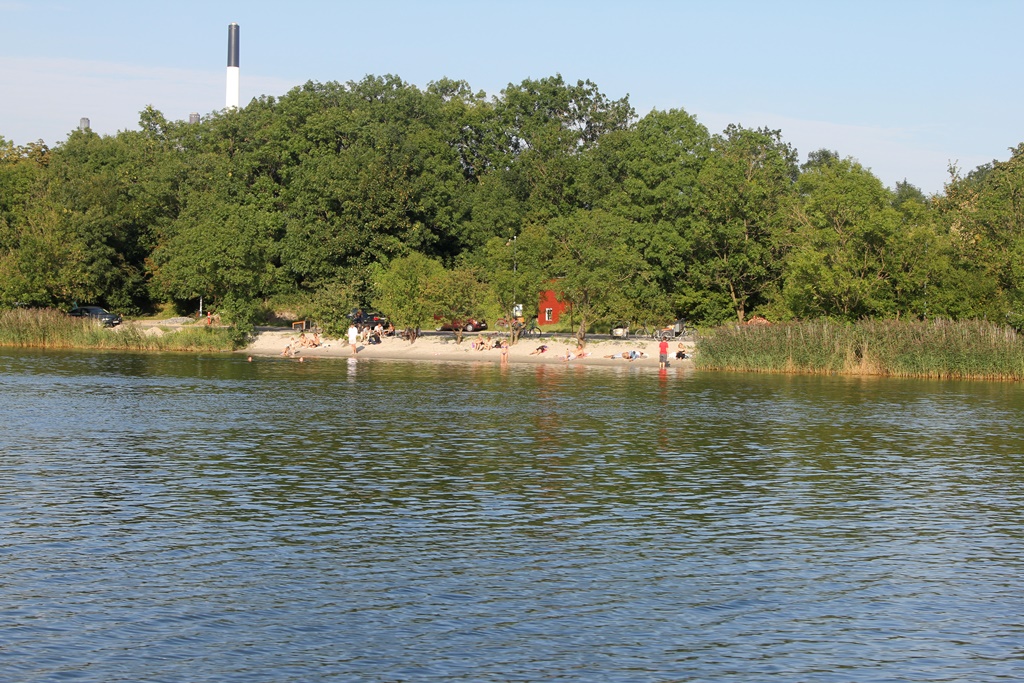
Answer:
8, 309, 1024, 381
0, 308, 235, 353
696, 319, 1024, 381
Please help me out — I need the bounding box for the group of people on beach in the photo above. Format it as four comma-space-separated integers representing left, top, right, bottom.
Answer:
657, 339, 691, 367
525, 342, 591, 362
276, 327, 692, 366
471, 336, 497, 351
346, 321, 397, 353
470, 335, 510, 364
281, 330, 322, 357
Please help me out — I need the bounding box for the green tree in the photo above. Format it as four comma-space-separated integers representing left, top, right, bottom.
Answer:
275, 76, 481, 297
685, 125, 798, 323
371, 252, 445, 341
488, 75, 634, 224
543, 209, 652, 342
308, 280, 356, 338
783, 155, 902, 318
0, 139, 56, 306
583, 108, 711, 315
887, 180, 953, 319
475, 230, 550, 335
425, 266, 487, 344
935, 147, 1024, 318
587, 108, 710, 225
152, 199, 280, 323
782, 156, 956, 321
0, 198, 94, 306
0, 138, 50, 235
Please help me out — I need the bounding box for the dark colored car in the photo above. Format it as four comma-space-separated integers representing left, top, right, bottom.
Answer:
435, 318, 488, 332
348, 309, 388, 327
69, 305, 122, 327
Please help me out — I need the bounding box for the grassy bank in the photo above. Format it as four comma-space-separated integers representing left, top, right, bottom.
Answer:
696, 319, 1024, 380
0, 308, 237, 352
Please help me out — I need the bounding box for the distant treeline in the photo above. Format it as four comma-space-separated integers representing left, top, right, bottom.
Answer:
2, 73, 1023, 336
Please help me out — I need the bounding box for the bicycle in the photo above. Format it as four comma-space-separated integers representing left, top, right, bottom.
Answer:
512, 318, 542, 338
634, 322, 662, 340
655, 319, 693, 340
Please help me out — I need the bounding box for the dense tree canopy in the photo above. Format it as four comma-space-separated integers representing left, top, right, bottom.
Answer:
1, 72, 1020, 331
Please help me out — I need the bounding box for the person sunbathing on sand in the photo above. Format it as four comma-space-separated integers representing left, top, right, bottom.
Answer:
530, 344, 548, 355
603, 349, 646, 361
561, 344, 590, 361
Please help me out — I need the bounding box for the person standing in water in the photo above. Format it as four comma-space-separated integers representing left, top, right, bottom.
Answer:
348, 322, 359, 355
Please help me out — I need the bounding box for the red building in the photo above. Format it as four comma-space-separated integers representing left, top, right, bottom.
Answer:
537, 288, 569, 327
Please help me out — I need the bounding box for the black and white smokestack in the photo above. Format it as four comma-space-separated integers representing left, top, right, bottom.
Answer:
226, 23, 240, 109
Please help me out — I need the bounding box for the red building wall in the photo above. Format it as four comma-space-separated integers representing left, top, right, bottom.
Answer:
537, 289, 569, 326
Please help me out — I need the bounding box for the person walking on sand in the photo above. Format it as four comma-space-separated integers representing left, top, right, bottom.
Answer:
348, 322, 359, 355
659, 337, 669, 368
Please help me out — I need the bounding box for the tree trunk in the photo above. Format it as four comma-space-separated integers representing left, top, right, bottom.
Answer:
576, 317, 587, 345
729, 282, 745, 323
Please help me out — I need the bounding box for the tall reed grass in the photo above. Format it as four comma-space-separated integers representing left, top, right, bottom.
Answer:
696, 318, 1024, 380
0, 308, 237, 352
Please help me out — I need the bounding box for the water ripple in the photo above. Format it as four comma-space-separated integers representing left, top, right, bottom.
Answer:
2, 351, 1024, 681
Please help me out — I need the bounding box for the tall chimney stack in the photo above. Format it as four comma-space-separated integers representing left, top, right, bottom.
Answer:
226, 23, 240, 109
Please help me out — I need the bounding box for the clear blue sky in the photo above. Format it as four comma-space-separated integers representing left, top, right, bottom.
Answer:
2, 0, 1021, 194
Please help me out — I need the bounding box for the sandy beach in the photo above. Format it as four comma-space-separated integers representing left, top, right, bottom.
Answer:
244, 329, 696, 369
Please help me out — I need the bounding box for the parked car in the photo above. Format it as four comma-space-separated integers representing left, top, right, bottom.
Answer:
348, 309, 387, 327
610, 321, 630, 338
69, 305, 122, 327
435, 317, 488, 332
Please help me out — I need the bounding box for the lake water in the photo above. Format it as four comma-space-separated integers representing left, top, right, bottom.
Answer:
2, 348, 1023, 682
